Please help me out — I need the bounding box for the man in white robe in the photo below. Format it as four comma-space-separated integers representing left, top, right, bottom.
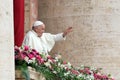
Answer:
23, 21, 72, 54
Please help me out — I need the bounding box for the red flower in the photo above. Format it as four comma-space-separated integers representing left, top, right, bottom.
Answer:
36, 55, 42, 60
27, 53, 34, 59
32, 49, 37, 53
24, 45, 29, 51
36, 55, 45, 64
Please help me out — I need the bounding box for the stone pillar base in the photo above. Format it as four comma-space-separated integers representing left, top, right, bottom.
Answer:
15, 67, 45, 80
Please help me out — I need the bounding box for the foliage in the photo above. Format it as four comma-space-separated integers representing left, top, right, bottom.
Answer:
15, 46, 114, 80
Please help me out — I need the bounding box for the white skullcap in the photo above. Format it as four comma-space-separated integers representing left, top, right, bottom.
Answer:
33, 21, 44, 27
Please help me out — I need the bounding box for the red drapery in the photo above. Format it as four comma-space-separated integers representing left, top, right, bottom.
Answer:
14, 0, 24, 47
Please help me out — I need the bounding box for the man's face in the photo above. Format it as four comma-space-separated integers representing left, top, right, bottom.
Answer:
34, 24, 45, 37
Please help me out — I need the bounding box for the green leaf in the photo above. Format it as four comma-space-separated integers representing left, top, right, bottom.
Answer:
21, 67, 30, 80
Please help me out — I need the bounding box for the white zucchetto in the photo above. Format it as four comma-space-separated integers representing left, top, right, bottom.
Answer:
33, 21, 44, 27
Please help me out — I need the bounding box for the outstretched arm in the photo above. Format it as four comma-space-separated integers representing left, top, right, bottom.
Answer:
52, 27, 73, 41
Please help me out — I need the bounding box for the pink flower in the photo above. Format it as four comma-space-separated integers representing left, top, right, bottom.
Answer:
40, 59, 45, 64
19, 52, 26, 60
47, 55, 52, 59
36, 55, 42, 60
15, 46, 20, 54
30, 52, 37, 56
109, 78, 115, 80
102, 75, 108, 79
94, 73, 109, 79
24, 45, 29, 51
84, 68, 91, 74
63, 61, 67, 64
66, 67, 69, 71
79, 68, 91, 75
71, 69, 79, 75
47, 55, 55, 63
37, 56, 44, 64
27, 54, 34, 59
36, 55, 45, 64
32, 49, 37, 53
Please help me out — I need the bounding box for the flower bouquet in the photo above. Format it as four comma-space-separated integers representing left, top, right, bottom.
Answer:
15, 46, 114, 80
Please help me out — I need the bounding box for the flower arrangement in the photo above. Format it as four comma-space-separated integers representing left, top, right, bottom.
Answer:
15, 45, 114, 80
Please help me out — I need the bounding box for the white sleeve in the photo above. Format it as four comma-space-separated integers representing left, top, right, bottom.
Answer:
52, 33, 66, 42
22, 36, 28, 46
22, 34, 32, 47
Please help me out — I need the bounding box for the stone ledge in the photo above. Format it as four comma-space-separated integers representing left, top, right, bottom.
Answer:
15, 67, 45, 80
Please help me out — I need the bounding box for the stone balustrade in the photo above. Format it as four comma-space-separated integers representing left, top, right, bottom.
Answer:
15, 67, 45, 80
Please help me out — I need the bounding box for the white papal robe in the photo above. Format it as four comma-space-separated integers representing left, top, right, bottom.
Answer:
23, 30, 65, 54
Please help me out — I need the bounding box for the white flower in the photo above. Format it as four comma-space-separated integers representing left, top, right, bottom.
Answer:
64, 66, 68, 70
64, 71, 70, 76
67, 62, 72, 69
53, 71, 57, 74
77, 74, 83, 78
54, 59, 58, 62
56, 55, 62, 59
60, 64, 65, 68
55, 57, 59, 61
68, 62, 71, 66
27, 58, 36, 64
28, 60, 33, 64
24, 57, 29, 62
85, 75, 94, 80
58, 62, 61, 66
80, 65, 85, 69
44, 62, 51, 68
48, 59, 53, 63
31, 58, 36, 62
90, 66, 96, 71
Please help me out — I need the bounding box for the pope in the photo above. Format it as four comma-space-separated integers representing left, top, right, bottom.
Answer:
23, 21, 72, 54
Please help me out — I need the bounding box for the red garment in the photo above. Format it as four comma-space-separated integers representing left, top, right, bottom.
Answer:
14, 0, 24, 47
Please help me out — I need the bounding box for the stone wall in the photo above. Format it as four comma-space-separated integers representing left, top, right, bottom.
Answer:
0, 0, 15, 80
25, 0, 38, 33
38, 0, 120, 79
15, 67, 45, 80
25, 0, 30, 33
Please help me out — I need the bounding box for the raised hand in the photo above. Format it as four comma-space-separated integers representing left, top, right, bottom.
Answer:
63, 27, 73, 37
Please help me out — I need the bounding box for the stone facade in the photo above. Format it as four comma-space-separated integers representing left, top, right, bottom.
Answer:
15, 67, 45, 80
37, 0, 120, 80
0, 0, 15, 80
25, 0, 38, 33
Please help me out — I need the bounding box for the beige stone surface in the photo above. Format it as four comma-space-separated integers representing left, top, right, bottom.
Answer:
25, 0, 38, 33
25, 0, 30, 33
0, 0, 15, 80
15, 67, 45, 80
38, 0, 120, 79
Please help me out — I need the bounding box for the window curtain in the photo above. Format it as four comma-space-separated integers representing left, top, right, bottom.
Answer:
13, 0, 24, 47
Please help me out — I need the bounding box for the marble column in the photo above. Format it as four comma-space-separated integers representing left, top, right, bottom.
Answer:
0, 0, 15, 80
